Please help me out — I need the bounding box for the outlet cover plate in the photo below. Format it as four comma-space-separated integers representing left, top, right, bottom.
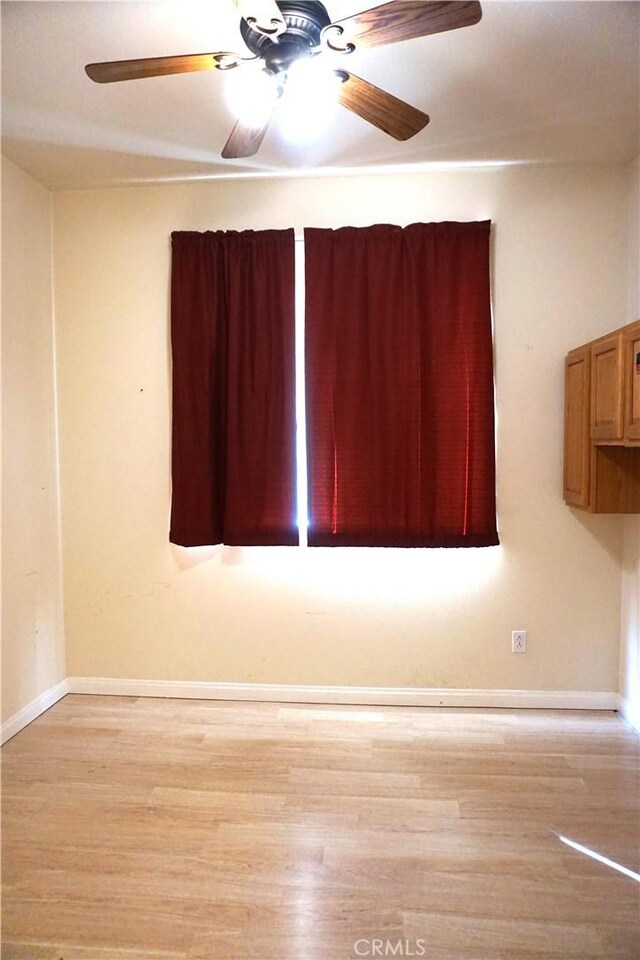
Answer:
512, 630, 527, 653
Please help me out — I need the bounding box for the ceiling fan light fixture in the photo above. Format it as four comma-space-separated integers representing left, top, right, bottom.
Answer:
224, 66, 279, 127
277, 58, 340, 142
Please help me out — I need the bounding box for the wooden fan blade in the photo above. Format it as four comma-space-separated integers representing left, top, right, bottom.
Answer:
336, 72, 429, 140
323, 1, 481, 52
85, 52, 242, 83
221, 117, 272, 158
233, 0, 286, 36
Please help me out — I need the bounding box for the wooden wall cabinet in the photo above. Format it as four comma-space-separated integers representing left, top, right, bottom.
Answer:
564, 320, 640, 513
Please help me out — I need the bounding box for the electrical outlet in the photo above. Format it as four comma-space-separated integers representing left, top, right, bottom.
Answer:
512, 630, 527, 653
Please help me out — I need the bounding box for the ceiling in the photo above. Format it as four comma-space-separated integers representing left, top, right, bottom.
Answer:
2, 0, 638, 190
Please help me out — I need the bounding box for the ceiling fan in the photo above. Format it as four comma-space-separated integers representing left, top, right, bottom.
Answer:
85, 0, 482, 160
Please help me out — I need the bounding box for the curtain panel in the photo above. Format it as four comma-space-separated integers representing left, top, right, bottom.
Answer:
170, 229, 297, 547
304, 221, 498, 548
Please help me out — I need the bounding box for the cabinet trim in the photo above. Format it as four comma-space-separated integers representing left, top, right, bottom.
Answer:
623, 320, 640, 441
563, 346, 591, 508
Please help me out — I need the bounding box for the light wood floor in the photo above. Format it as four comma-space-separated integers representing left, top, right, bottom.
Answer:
2, 696, 639, 960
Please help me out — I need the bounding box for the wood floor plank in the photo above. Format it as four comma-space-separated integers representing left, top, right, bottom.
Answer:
2, 942, 188, 959
401, 911, 605, 959
2, 696, 638, 959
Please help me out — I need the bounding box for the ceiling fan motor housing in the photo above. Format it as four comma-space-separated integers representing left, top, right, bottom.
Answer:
241, 1, 331, 73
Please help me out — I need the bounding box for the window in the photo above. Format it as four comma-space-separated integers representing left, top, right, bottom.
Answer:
170, 222, 498, 549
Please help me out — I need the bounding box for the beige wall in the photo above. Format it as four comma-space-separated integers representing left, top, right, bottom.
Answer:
2, 157, 65, 724
620, 157, 640, 730
54, 164, 628, 692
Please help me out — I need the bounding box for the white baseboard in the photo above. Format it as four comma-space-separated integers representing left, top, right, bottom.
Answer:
0, 678, 621, 743
618, 694, 640, 734
66, 677, 619, 711
1, 678, 69, 744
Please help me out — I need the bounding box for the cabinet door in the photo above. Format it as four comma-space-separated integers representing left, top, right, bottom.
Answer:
591, 334, 623, 440
623, 320, 640, 441
564, 346, 591, 507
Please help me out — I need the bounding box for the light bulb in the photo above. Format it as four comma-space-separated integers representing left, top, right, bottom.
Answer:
277, 59, 341, 143
225, 67, 277, 128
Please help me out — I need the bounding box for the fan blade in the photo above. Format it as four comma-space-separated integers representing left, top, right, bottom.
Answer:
85, 52, 243, 83
221, 117, 272, 158
322, 1, 481, 52
336, 72, 429, 140
233, 0, 286, 36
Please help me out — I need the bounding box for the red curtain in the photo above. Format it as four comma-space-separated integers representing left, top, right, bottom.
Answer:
170, 229, 297, 547
304, 222, 498, 548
